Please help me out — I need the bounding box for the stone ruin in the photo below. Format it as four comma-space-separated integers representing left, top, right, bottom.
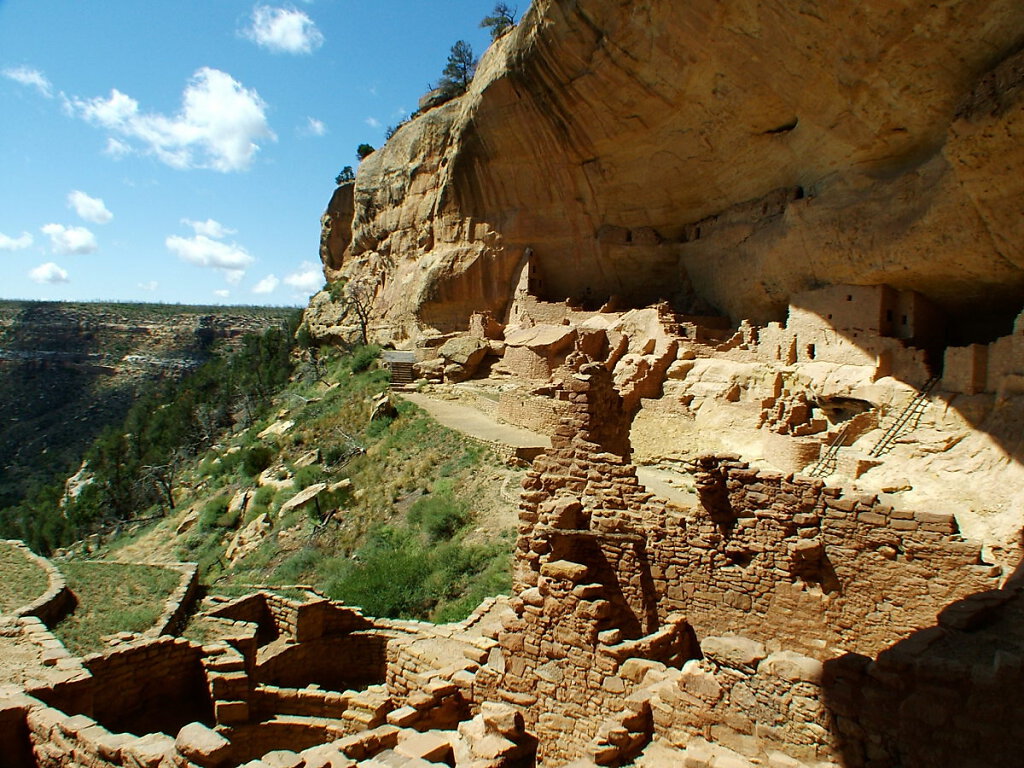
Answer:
3, 344, 1024, 766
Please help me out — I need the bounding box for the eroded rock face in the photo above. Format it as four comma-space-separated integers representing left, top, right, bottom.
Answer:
315, 0, 1024, 345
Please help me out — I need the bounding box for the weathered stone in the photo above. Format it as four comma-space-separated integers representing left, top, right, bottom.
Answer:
700, 637, 767, 671
175, 722, 231, 767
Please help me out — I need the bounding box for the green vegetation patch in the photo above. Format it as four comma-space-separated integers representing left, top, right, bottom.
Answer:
0, 541, 49, 614
322, 526, 512, 623
54, 561, 181, 655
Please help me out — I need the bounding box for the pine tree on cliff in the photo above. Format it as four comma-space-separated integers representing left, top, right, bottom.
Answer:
335, 166, 355, 185
481, 3, 517, 40
437, 40, 477, 98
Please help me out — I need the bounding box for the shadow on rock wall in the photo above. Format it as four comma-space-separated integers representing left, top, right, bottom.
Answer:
822, 562, 1024, 767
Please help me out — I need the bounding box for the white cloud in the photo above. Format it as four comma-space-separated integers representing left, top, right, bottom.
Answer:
41, 223, 98, 254
284, 262, 324, 295
167, 234, 254, 273
3, 66, 53, 98
214, 289, 231, 299
105, 137, 132, 158
182, 218, 236, 239
0, 231, 34, 251
68, 190, 113, 224
365, 117, 381, 129
252, 274, 280, 294
29, 262, 69, 284
138, 280, 159, 291
244, 5, 324, 54
305, 117, 327, 136
70, 68, 275, 172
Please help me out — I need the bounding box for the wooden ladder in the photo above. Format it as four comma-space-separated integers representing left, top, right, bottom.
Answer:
868, 376, 939, 458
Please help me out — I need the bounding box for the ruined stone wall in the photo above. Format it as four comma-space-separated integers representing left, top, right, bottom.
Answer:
508, 292, 605, 328
823, 585, 1024, 767
626, 586, 1024, 767
145, 562, 199, 638
24, 701, 191, 768
495, 390, 568, 435
251, 684, 349, 720
81, 637, 209, 735
943, 308, 1024, 395
626, 637, 838, 764
255, 633, 389, 692
3, 541, 74, 627
476, 361, 1004, 764
669, 456, 1000, 655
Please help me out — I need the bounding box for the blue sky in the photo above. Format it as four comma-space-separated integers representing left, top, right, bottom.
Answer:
0, 0, 500, 306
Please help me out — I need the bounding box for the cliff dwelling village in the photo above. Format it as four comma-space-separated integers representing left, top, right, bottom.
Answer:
3, 1, 1024, 767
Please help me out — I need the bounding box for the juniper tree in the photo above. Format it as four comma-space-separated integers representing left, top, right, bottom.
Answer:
481, 3, 517, 40
335, 166, 355, 184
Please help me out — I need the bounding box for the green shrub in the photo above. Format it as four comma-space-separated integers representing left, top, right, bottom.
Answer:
199, 495, 231, 530
242, 446, 275, 477
408, 480, 470, 541
324, 520, 512, 623
292, 465, 325, 490
348, 345, 381, 373
365, 414, 394, 440
325, 527, 433, 618
253, 485, 275, 505
53, 562, 182, 654
273, 548, 320, 584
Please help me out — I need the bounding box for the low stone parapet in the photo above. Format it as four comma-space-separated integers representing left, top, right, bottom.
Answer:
3, 540, 74, 627
144, 561, 199, 638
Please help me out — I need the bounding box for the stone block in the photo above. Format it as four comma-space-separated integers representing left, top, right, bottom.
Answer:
481, 701, 525, 738
761, 652, 824, 684
396, 730, 454, 762
124, 733, 175, 768
540, 560, 589, 581
386, 706, 419, 727
175, 722, 232, 768
262, 751, 303, 768
700, 636, 766, 671
214, 699, 249, 725
620, 658, 666, 683
300, 744, 355, 768
678, 661, 723, 702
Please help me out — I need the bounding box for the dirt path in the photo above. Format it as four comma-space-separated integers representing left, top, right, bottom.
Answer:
0, 633, 70, 688
399, 392, 551, 450
635, 466, 698, 508
401, 392, 698, 509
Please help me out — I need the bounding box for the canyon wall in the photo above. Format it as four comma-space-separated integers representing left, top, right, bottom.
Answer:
0, 301, 297, 508
315, 0, 1024, 345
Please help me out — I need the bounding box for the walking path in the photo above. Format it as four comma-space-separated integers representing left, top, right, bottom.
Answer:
399, 392, 551, 450
400, 391, 697, 507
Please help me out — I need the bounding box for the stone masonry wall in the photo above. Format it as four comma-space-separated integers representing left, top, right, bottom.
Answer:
255, 632, 390, 692
679, 456, 1000, 655
3, 541, 74, 627
495, 390, 569, 436
474, 359, 1005, 765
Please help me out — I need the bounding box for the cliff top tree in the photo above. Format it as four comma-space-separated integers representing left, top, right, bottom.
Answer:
437, 40, 477, 98
481, 3, 517, 40
356, 143, 375, 161
335, 166, 355, 185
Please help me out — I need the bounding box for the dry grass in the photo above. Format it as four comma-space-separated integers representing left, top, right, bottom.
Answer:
53, 561, 181, 655
0, 541, 48, 614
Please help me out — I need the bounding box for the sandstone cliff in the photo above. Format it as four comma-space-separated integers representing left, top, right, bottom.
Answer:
314, 0, 1024, 346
